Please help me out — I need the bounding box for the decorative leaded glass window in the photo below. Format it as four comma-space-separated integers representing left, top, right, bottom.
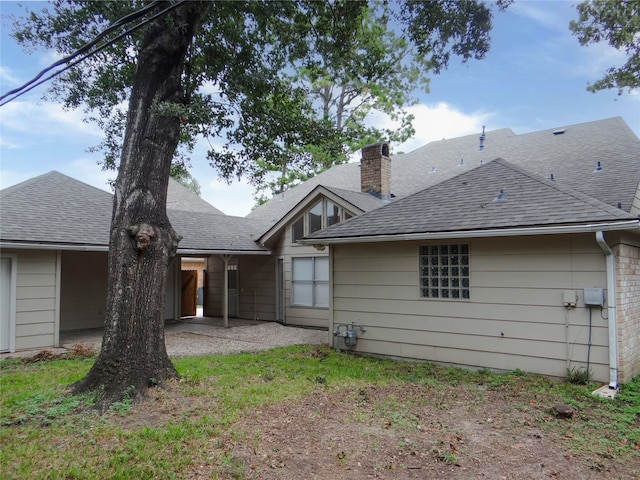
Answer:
419, 244, 470, 299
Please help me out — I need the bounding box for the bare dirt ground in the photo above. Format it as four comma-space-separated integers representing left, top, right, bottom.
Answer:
203, 382, 639, 480
7, 324, 638, 479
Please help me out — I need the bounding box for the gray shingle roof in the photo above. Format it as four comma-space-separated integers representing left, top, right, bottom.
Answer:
304, 159, 638, 241
322, 186, 388, 213
0, 171, 269, 253
248, 117, 640, 225
0, 171, 113, 246
167, 178, 224, 215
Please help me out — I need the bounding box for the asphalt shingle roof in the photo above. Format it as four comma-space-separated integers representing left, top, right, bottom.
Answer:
304, 159, 637, 241
248, 117, 640, 225
0, 171, 269, 253
167, 178, 224, 215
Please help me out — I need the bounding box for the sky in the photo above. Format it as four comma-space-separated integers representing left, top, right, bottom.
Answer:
1, 1, 639, 217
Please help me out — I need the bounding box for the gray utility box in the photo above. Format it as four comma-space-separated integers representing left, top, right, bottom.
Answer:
584, 288, 605, 307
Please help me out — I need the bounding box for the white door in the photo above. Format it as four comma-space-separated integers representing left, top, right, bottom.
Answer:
1, 257, 14, 352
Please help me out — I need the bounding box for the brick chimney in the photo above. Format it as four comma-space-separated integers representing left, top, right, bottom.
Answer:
360, 142, 391, 199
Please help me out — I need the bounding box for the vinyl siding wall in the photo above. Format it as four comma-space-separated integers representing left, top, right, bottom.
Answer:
5, 250, 60, 350
331, 234, 612, 381
273, 222, 330, 328
60, 251, 108, 331
237, 256, 276, 321
204, 255, 277, 321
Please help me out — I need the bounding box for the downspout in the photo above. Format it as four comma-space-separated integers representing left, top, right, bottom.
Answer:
595, 231, 618, 389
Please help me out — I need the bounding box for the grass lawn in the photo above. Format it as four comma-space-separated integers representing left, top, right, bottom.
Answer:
1, 345, 639, 479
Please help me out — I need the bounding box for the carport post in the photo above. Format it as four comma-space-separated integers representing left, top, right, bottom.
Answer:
222, 254, 232, 328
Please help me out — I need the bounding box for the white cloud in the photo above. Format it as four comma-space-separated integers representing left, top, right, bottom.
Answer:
0, 65, 22, 87
0, 99, 101, 139
509, 1, 572, 32
368, 102, 493, 154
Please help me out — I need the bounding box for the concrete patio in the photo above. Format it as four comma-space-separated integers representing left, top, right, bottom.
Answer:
2, 317, 329, 359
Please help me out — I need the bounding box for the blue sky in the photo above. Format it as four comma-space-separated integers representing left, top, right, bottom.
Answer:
1, 1, 638, 216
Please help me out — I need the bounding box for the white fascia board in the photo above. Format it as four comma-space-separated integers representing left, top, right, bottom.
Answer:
299, 220, 640, 245
0, 242, 271, 255
0, 242, 109, 251
258, 186, 367, 245
176, 248, 272, 255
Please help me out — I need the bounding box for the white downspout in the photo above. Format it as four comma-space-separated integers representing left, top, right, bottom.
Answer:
595, 231, 618, 389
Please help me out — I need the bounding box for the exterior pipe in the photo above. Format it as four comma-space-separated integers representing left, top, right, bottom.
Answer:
596, 231, 618, 389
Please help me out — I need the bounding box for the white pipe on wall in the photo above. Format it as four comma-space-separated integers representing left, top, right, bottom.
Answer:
596, 231, 618, 389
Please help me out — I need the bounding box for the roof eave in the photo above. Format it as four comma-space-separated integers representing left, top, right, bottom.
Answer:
299, 220, 640, 245
0, 241, 109, 251
257, 185, 367, 245
176, 248, 271, 255
0, 241, 271, 255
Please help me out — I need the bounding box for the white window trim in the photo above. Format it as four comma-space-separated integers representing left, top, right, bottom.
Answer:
291, 256, 329, 308
1, 253, 17, 353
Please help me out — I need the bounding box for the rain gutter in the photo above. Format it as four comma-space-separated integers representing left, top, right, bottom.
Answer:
299, 220, 640, 245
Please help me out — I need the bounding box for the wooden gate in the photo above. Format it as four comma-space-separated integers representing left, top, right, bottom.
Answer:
181, 270, 198, 317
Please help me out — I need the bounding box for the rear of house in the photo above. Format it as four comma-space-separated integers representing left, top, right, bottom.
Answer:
329, 233, 639, 383
304, 157, 640, 385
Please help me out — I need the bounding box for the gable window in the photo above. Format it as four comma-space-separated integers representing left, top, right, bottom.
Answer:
292, 256, 329, 307
291, 198, 351, 244
326, 200, 341, 227
308, 201, 323, 234
291, 217, 304, 243
419, 244, 470, 299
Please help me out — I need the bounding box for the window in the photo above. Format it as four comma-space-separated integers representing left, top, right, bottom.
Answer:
291, 198, 353, 244
308, 201, 323, 234
419, 244, 469, 299
326, 200, 341, 227
291, 217, 304, 243
292, 257, 329, 307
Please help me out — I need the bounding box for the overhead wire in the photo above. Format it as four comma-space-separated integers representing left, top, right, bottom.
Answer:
1, 0, 187, 106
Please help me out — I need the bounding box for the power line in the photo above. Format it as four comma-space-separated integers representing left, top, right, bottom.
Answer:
1, 0, 187, 106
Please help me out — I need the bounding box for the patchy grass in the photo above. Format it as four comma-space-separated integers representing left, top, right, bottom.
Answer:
1, 345, 638, 479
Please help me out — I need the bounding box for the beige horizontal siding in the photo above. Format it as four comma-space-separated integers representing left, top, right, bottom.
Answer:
332, 234, 610, 382
4, 250, 60, 351
270, 226, 330, 328
60, 251, 108, 331
15, 333, 56, 351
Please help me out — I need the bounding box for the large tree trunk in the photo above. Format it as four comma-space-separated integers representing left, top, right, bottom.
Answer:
73, 2, 209, 409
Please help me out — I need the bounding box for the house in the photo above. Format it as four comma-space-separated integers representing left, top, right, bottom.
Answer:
0, 172, 271, 352
301, 157, 639, 386
1, 116, 639, 386
246, 116, 640, 385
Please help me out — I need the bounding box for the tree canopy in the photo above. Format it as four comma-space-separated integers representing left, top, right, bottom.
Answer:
11, 0, 505, 203
570, 0, 640, 94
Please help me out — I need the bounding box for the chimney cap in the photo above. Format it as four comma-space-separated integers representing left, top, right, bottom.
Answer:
362, 142, 390, 158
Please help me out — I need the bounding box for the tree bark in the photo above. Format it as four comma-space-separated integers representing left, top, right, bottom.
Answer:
73, 1, 210, 409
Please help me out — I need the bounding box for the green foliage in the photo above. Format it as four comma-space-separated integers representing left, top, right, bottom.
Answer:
567, 366, 591, 385
1, 348, 639, 478
9, 0, 504, 201
570, 0, 640, 93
